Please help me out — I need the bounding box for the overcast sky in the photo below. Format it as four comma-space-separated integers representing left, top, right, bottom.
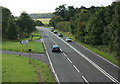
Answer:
0, 0, 114, 16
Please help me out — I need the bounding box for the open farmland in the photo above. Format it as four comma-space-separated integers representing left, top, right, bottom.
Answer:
34, 18, 51, 24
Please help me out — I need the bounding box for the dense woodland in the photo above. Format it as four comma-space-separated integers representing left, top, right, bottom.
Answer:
2, 7, 40, 40
49, 1, 120, 58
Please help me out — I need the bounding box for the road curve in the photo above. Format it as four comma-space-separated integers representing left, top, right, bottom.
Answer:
37, 27, 120, 84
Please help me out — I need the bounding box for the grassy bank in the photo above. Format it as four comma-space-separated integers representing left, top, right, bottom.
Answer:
56, 29, 120, 67
2, 54, 56, 82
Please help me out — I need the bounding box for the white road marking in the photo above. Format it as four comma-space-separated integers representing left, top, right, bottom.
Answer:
73, 65, 80, 73
82, 76, 89, 84
49, 30, 119, 83
75, 42, 120, 69
42, 29, 89, 83
41, 31, 60, 84
67, 57, 72, 63
63, 53, 67, 57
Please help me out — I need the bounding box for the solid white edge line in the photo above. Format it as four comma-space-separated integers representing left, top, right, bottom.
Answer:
75, 42, 120, 69
41, 31, 60, 84
73, 65, 80, 73
48, 30, 119, 83
43, 29, 89, 83
82, 76, 89, 84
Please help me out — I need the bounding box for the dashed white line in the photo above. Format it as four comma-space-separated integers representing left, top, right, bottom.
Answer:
63, 53, 67, 57
49, 30, 119, 83
73, 65, 80, 73
82, 76, 89, 84
42, 29, 89, 83
41, 31, 60, 84
67, 58, 72, 63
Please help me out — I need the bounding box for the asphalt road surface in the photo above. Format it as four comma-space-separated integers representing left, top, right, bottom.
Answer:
37, 27, 120, 84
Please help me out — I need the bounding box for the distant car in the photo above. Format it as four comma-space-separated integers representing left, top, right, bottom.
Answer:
51, 29, 54, 32
51, 27, 54, 32
66, 37, 72, 42
51, 27, 54, 29
53, 31, 57, 34
58, 33, 63, 37
52, 45, 61, 52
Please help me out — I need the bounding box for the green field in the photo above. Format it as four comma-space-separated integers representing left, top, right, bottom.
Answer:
35, 18, 51, 24
2, 54, 56, 82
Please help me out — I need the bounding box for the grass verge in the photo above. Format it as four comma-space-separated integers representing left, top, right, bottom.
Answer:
2, 54, 56, 82
56, 29, 120, 67
2, 29, 45, 53
2, 41, 44, 54
23, 30, 42, 41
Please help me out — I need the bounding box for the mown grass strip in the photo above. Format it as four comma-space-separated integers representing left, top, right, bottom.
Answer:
23, 30, 42, 41
2, 54, 56, 82
56, 29, 120, 67
2, 41, 45, 54
2, 54, 38, 82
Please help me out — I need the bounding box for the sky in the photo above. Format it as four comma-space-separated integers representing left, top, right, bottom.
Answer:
0, 0, 114, 16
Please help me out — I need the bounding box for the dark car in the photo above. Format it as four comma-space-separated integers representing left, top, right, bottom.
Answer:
52, 45, 61, 52
53, 31, 57, 34
58, 33, 63, 37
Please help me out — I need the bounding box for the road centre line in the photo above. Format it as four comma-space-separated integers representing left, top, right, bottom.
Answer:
82, 76, 89, 84
67, 57, 73, 64
41, 31, 60, 84
73, 65, 80, 73
63, 53, 67, 57
48, 30, 119, 83
44, 31, 89, 83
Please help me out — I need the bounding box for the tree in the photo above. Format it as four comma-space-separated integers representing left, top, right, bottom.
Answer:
107, 1, 120, 57
16, 12, 36, 36
7, 19, 18, 39
56, 21, 71, 32
85, 8, 106, 45
2, 7, 18, 39
54, 4, 66, 19
35, 20, 44, 26
74, 9, 90, 42
49, 16, 63, 28
101, 6, 114, 45
2, 7, 12, 37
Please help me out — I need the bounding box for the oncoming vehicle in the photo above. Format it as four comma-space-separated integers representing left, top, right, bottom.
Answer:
58, 33, 63, 37
51, 29, 54, 32
53, 31, 57, 34
66, 37, 72, 42
51, 27, 54, 32
52, 45, 61, 52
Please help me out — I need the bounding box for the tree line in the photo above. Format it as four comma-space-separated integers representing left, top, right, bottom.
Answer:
49, 1, 120, 58
2, 7, 41, 40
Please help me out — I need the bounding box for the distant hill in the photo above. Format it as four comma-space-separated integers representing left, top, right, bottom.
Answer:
29, 13, 54, 19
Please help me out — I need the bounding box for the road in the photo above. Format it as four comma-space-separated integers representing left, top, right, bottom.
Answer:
37, 27, 120, 84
